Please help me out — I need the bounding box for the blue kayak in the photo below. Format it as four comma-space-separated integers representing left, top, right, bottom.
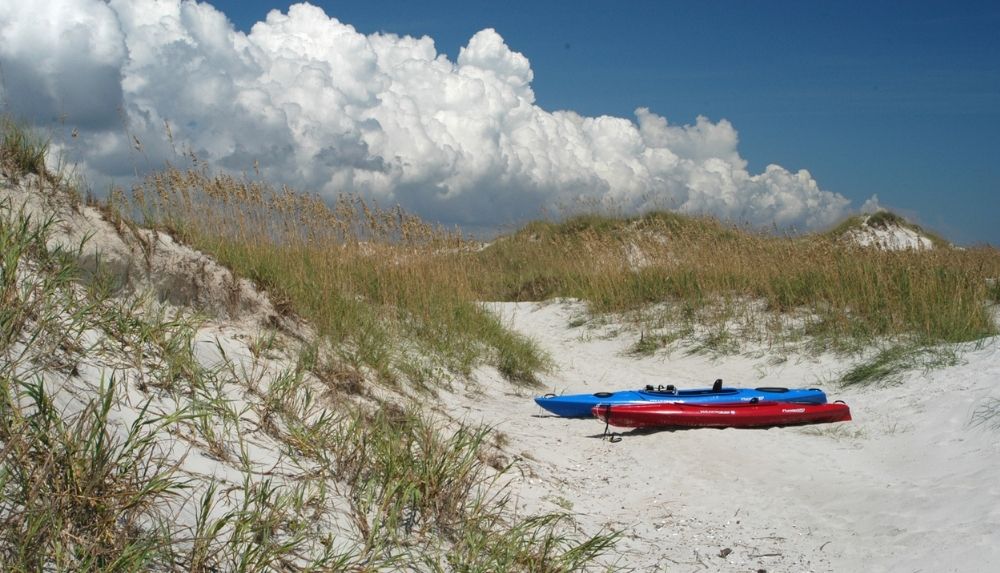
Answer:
534, 380, 828, 418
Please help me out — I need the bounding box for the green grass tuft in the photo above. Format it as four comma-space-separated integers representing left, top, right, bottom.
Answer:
1, 116, 51, 182
839, 344, 959, 386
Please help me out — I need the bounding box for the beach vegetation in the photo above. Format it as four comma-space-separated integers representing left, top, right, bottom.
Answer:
472, 211, 1000, 356
113, 155, 1000, 377
0, 116, 51, 182
0, 117, 616, 570
120, 166, 550, 390
839, 344, 960, 386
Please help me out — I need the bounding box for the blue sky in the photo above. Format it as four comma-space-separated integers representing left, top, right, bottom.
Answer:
214, 0, 999, 244
2, 1, 996, 243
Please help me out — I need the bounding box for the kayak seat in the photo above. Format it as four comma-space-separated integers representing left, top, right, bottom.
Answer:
712, 378, 723, 392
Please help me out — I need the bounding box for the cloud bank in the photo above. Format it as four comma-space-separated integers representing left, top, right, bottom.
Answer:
0, 0, 852, 229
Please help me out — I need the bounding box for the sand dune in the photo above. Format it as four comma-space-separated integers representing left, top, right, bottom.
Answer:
4, 174, 998, 571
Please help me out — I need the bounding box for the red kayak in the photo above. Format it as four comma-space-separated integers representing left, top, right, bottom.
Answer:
592, 400, 851, 429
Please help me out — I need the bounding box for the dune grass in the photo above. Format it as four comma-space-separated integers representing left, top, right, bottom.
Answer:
0, 116, 51, 183
322, 406, 618, 567
0, 374, 185, 572
0, 196, 181, 571
471, 212, 1000, 354
118, 161, 1000, 384
838, 344, 960, 386
121, 166, 550, 389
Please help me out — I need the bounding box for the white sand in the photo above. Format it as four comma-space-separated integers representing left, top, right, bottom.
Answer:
441, 300, 1000, 572
844, 217, 934, 250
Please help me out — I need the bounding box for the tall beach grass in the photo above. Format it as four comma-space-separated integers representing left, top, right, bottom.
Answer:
471, 212, 1000, 353
119, 162, 1000, 380
120, 166, 549, 389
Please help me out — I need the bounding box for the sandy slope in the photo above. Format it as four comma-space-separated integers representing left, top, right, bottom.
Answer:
441, 300, 1000, 572
1, 176, 361, 556
844, 222, 934, 251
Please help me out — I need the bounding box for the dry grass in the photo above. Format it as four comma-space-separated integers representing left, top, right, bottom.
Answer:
472, 212, 1000, 352
122, 166, 549, 388
121, 164, 1000, 374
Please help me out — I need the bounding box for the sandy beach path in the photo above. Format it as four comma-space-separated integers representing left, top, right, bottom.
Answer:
441, 300, 1000, 572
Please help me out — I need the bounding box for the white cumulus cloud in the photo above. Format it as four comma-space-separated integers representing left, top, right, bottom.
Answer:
0, 0, 853, 230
